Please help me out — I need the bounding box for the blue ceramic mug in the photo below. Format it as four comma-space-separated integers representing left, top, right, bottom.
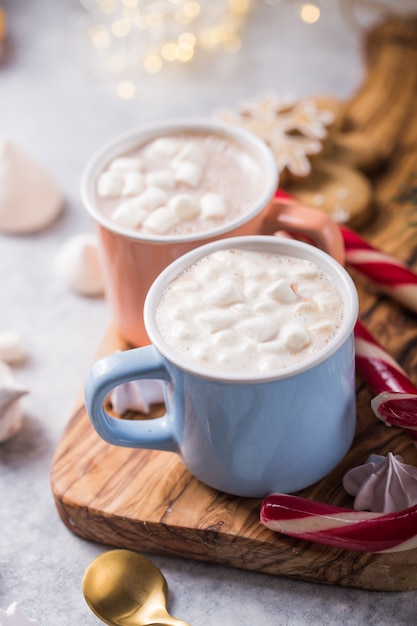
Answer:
84, 236, 358, 498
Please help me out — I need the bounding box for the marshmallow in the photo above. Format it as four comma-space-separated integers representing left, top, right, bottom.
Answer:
314, 291, 338, 312
54, 233, 104, 297
196, 258, 224, 281
170, 321, 198, 340
295, 283, 315, 299
0, 331, 25, 364
175, 142, 207, 167
205, 279, 243, 306
309, 319, 334, 334
168, 194, 200, 220
169, 303, 194, 320
230, 303, 253, 317
175, 160, 202, 188
243, 279, 263, 299
149, 137, 180, 158
111, 199, 148, 229
293, 300, 316, 314
0, 361, 29, 443
210, 250, 236, 265
238, 317, 277, 343
257, 339, 284, 354
280, 322, 310, 352
198, 310, 236, 333
135, 186, 168, 211
143, 206, 179, 234
145, 170, 176, 190
201, 193, 226, 219
289, 260, 319, 279
267, 279, 298, 304
240, 258, 266, 278
258, 355, 286, 372
122, 171, 145, 196
253, 298, 278, 314
215, 340, 253, 370
109, 157, 144, 172
97, 171, 124, 197
168, 277, 200, 293
190, 341, 212, 364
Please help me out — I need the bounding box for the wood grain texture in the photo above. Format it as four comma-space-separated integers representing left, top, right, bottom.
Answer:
51, 16, 417, 591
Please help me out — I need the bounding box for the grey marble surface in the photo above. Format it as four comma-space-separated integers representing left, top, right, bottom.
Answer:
1, 0, 417, 624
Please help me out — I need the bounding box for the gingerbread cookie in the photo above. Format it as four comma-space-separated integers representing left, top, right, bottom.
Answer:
286, 158, 374, 228
289, 126, 381, 228
216, 93, 380, 229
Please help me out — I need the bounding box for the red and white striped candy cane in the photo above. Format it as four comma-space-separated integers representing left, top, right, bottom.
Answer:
259, 324, 417, 554
341, 226, 417, 313
355, 319, 417, 442
275, 192, 417, 430
260, 493, 417, 553
263, 195, 417, 552
275, 191, 417, 313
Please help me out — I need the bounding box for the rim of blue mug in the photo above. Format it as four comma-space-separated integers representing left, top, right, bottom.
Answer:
80, 118, 278, 244
144, 235, 359, 383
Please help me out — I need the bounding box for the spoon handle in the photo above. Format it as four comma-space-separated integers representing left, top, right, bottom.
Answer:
148, 615, 190, 626
146, 608, 191, 626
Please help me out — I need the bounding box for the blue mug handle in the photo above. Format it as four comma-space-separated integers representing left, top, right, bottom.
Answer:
84, 346, 180, 453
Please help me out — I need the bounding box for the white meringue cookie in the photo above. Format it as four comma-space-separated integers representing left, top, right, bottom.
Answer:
0, 360, 29, 442
110, 379, 164, 415
0, 331, 25, 364
0, 138, 62, 234
0, 602, 39, 625
343, 452, 417, 513
54, 233, 104, 297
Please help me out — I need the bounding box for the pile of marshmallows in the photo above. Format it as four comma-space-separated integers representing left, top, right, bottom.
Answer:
98, 137, 228, 234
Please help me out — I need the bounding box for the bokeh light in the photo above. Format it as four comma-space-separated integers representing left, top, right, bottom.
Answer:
300, 3, 321, 24
84, 0, 253, 95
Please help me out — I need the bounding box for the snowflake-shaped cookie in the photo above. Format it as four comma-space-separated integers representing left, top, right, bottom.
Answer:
217, 93, 334, 180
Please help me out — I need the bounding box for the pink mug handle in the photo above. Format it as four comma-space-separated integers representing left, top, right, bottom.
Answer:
262, 196, 345, 266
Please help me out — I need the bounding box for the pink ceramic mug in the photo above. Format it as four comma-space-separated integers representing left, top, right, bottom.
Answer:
81, 119, 344, 346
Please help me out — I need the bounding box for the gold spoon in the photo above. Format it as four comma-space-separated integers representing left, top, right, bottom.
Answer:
82, 549, 191, 626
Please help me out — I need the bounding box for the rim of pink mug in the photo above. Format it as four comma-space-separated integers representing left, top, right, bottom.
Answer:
143, 235, 359, 383
80, 118, 279, 244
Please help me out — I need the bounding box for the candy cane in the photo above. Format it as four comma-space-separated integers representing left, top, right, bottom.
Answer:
272, 207, 417, 437
262, 195, 417, 552
275, 191, 417, 313
355, 319, 417, 443
371, 392, 417, 433
259, 323, 417, 553
341, 226, 417, 313
355, 320, 417, 395
260, 493, 417, 553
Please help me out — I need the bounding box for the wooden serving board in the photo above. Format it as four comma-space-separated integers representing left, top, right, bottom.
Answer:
51, 17, 417, 591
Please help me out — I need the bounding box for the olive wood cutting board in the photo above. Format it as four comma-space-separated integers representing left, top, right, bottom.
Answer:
51, 16, 417, 591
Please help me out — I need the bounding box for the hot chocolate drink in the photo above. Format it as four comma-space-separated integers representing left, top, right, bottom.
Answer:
155, 247, 344, 374
85, 235, 357, 496
95, 131, 267, 237
82, 120, 344, 348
